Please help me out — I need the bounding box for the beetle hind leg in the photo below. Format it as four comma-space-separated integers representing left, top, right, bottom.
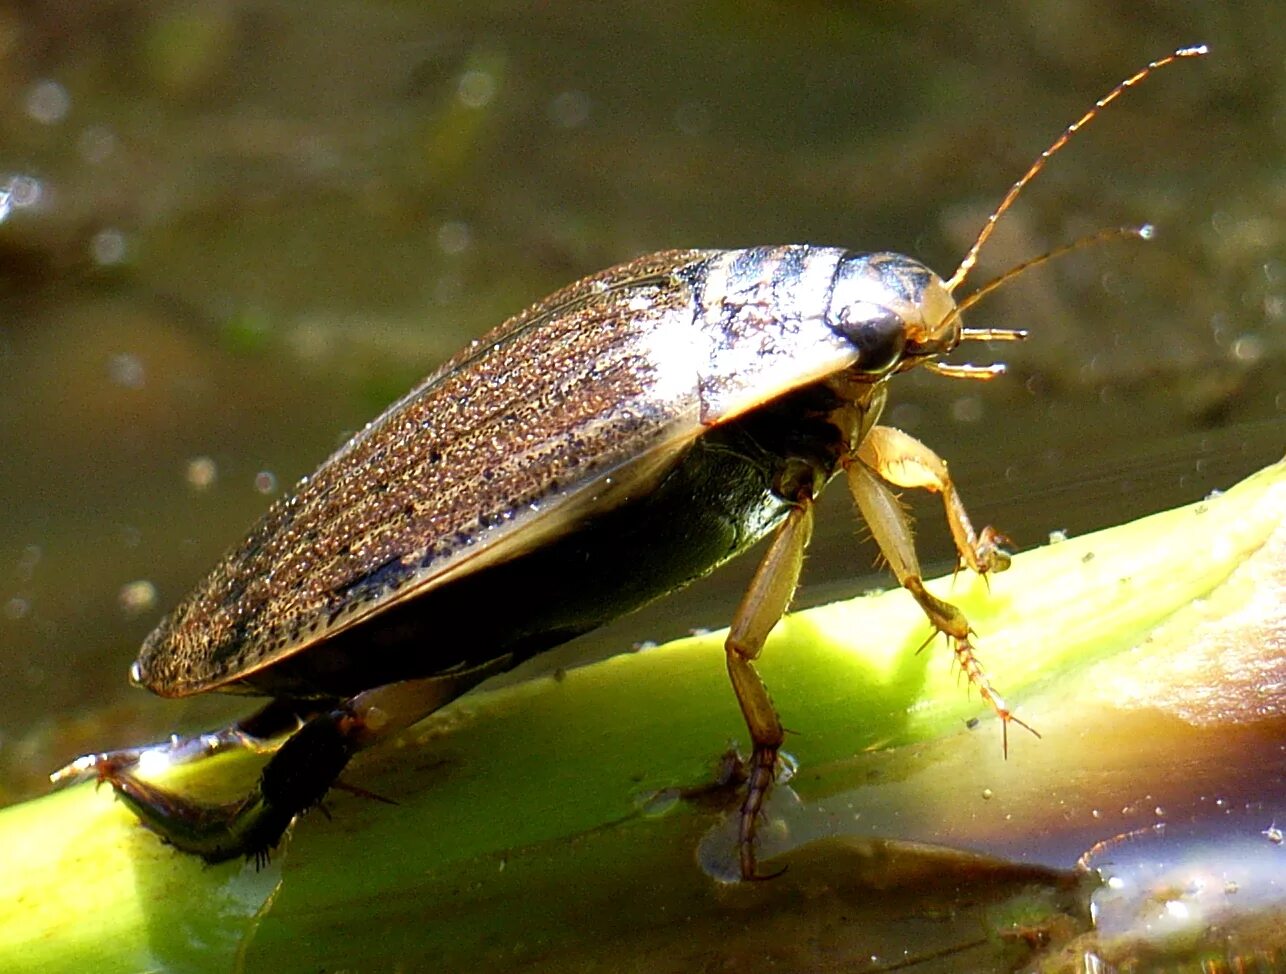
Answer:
99, 708, 356, 863
724, 490, 814, 880
83, 657, 511, 863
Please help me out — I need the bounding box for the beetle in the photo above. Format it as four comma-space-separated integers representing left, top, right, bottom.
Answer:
55, 47, 1206, 880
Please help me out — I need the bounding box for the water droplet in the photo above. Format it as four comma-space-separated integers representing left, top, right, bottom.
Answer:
78, 126, 117, 164
91, 228, 127, 266
254, 470, 278, 494
1230, 334, 1264, 363
24, 79, 69, 125
637, 789, 680, 818
548, 90, 590, 129
776, 750, 798, 785
0, 174, 42, 224
437, 221, 471, 255
950, 395, 983, 423
887, 402, 923, 430
1210, 211, 1233, 236
107, 352, 145, 389
118, 580, 158, 617
695, 815, 742, 884
185, 456, 218, 490
17, 545, 41, 581
9, 176, 40, 208
457, 69, 496, 108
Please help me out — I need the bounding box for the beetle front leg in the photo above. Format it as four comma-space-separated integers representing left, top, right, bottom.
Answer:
857, 425, 1011, 576
725, 490, 814, 880
844, 454, 1033, 751
95, 658, 509, 863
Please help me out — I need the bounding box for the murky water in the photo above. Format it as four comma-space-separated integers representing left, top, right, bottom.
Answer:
0, 2, 1281, 809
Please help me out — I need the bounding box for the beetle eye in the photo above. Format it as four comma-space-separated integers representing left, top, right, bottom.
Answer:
831, 304, 907, 375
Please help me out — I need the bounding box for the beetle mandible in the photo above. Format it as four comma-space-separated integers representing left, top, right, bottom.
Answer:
55, 47, 1207, 880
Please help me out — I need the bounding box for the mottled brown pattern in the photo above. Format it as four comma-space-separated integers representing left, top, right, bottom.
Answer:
689, 246, 859, 424
139, 249, 715, 695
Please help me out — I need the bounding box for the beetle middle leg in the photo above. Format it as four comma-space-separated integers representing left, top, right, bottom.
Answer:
844, 431, 1034, 749
725, 487, 814, 880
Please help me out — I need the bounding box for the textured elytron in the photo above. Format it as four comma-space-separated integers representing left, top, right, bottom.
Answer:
138, 249, 714, 695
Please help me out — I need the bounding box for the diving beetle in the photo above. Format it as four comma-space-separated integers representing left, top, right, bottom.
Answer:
55, 47, 1207, 879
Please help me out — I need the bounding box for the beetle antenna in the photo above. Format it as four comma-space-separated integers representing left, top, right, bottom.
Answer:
944, 44, 1208, 295
954, 223, 1154, 323
931, 223, 1156, 382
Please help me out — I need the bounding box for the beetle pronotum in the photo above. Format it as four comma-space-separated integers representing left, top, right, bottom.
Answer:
56, 46, 1207, 879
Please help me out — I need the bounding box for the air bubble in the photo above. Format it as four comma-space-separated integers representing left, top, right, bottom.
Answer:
457, 70, 496, 108
24, 80, 69, 124
108, 353, 145, 389
1230, 334, 1264, 363
91, 229, 127, 266
950, 395, 983, 423
437, 221, 471, 255
637, 789, 680, 818
548, 90, 590, 129
775, 751, 798, 785
17, 545, 41, 581
118, 580, 158, 617
0, 175, 42, 224
78, 126, 117, 164
186, 456, 218, 490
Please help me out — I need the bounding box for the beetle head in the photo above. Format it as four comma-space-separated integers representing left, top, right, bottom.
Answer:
826, 252, 960, 377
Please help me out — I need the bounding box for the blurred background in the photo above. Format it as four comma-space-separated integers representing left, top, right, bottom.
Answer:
0, 1, 1281, 802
